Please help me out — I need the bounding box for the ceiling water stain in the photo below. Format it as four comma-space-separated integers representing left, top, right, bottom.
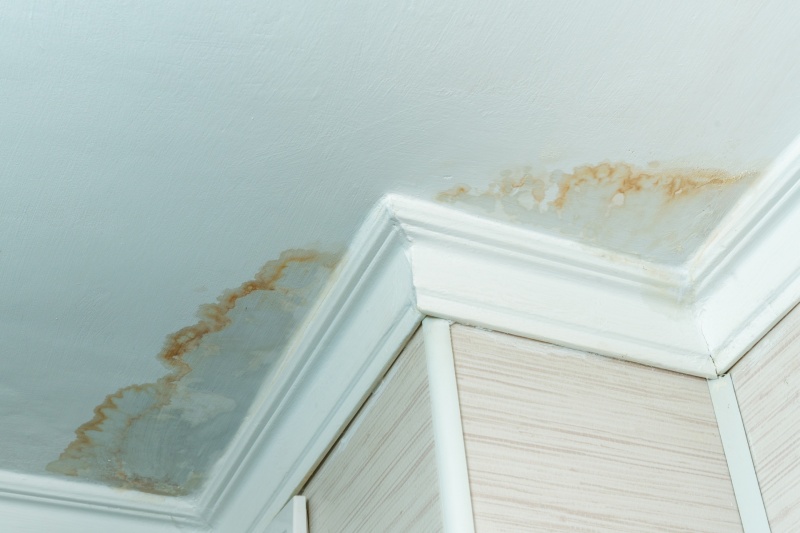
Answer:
437, 162, 760, 264
46, 249, 340, 496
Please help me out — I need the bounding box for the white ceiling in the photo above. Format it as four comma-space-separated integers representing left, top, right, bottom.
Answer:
3, 0, 800, 496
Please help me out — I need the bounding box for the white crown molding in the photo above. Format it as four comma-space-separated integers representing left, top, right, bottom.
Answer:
0, 470, 206, 532
7, 134, 800, 531
690, 134, 800, 373
388, 194, 716, 377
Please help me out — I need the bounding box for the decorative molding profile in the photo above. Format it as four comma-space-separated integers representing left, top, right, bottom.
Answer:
422, 318, 476, 533
0, 470, 204, 533
690, 134, 800, 374
389, 194, 716, 377
389, 126, 800, 378
5, 133, 800, 531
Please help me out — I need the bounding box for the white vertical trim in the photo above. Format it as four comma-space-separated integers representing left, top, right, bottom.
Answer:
291, 496, 307, 533
708, 375, 771, 532
263, 496, 307, 533
422, 318, 475, 533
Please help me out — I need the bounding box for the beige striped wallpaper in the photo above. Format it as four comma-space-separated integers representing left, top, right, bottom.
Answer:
732, 303, 800, 532
450, 324, 741, 532
302, 329, 442, 532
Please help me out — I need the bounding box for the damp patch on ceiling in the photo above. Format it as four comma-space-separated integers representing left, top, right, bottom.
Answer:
47, 249, 340, 496
437, 162, 760, 264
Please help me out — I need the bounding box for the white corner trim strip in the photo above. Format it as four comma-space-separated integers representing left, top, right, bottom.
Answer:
291, 496, 308, 533
422, 318, 476, 533
263, 496, 307, 533
708, 376, 770, 532
691, 133, 800, 373
387, 194, 716, 377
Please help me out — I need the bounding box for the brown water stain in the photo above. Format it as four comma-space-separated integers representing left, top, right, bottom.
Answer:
552, 163, 743, 209
438, 162, 749, 208
437, 161, 759, 264
47, 249, 340, 496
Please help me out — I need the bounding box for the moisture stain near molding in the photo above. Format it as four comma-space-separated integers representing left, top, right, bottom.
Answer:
47, 249, 341, 496
437, 162, 760, 264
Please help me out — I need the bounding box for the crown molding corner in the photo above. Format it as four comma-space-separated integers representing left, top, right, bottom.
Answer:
690, 134, 800, 374
386, 194, 716, 377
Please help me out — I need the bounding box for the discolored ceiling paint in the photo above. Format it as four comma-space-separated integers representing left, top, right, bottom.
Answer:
3, 0, 800, 497
437, 162, 760, 264
47, 250, 340, 495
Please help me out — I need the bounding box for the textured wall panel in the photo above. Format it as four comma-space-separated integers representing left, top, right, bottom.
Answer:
451, 324, 740, 532
732, 304, 800, 532
302, 330, 441, 532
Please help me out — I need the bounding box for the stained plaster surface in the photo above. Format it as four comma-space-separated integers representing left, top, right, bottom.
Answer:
437, 162, 759, 264
45, 251, 339, 495
3, 0, 800, 497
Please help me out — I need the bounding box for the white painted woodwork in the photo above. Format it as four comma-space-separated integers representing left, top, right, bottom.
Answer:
422, 318, 475, 533
708, 376, 770, 532
302, 329, 442, 533
0, 471, 206, 533
0, 498, 196, 533
264, 496, 308, 533
390, 127, 800, 378
450, 324, 741, 532
691, 134, 800, 374
390, 194, 716, 377
731, 303, 800, 532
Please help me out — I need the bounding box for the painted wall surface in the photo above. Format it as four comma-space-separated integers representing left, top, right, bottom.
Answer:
3, 0, 800, 493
